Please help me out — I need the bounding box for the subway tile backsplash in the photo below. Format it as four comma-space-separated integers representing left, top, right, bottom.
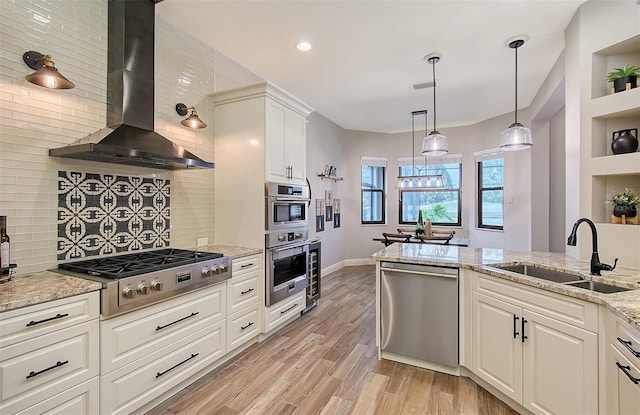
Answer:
57, 171, 170, 260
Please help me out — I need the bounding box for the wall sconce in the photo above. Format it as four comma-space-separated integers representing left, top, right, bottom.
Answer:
175, 103, 207, 129
22, 51, 75, 89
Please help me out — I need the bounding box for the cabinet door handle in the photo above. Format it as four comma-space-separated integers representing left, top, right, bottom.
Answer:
26, 313, 69, 327
241, 288, 255, 295
156, 312, 199, 331
616, 362, 640, 384
156, 353, 199, 379
617, 337, 640, 358
241, 321, 254, 330
26, 360, 69, 379
513, 314, 520, 339
281, 303, 299, 315
521, 317, 528, 343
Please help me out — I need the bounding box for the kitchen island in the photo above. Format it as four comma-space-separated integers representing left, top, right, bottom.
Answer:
372, 243, 640, 415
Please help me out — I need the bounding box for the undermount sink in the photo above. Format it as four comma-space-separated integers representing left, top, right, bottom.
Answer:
489, 264, 633, 294
490, 264, 583, 283
564, 280, 633, 294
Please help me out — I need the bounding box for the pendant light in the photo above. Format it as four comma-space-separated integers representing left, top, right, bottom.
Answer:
397, 110, 445, 189
499, 37, 532, 151
422, 53, 449, 156
22, 51, 75, 89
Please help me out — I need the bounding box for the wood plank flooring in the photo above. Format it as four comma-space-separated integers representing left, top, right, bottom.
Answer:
146, 265, 519, 415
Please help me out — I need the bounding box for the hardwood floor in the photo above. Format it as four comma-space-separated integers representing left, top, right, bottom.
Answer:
146, 265, 519, 415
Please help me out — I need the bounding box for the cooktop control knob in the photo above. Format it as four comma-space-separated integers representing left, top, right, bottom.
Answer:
201, 267, 210, 278
150, 280, 163, 292
209, 265, 218, 276
122, 287, 136, 299
218, 263, 227, 273
137, 283, 149, 295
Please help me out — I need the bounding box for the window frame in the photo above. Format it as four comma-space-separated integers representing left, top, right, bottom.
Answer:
397, 160, 462, 227
477, 158, 504, 230
361, 164, 386, 225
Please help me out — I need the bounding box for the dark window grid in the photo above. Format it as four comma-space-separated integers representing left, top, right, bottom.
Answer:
398, 189, 462, 226
361, 189, 385, 224
478, 161, 504, 230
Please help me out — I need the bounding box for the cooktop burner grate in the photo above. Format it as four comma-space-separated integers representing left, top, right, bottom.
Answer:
58, 248, 223, 279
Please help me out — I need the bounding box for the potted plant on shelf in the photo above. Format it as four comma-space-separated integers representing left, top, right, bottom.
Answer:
607, 64, 640, 93
607, 188, 639, 224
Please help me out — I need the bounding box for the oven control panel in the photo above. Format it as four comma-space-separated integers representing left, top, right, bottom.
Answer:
117, 257, 231, 306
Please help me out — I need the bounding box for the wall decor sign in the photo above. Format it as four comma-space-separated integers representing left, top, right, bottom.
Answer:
57, 171, 170, 260
325, 190, 333, 222
316, 198, 325, 232
333, 198, 341, 228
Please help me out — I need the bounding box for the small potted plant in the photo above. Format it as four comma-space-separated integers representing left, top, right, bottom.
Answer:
607, 188, 639, 221
607, 64, 640, 93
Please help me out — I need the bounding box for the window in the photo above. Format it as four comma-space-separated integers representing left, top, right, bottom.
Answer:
398, 155, 462, 226
361, 157, 386, 224
478, 157, 504, 229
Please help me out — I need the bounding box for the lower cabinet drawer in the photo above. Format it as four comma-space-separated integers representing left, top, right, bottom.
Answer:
227, 303, 261, 352
15, 377, 99, 415
0, 320, 99, 414
100, 319, 225, 415
227, 270, 260, 315
263, 292, 305, 333
614, 317, 640, 366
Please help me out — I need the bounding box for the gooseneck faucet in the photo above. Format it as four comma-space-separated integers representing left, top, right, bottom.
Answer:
567, 218, 618, 275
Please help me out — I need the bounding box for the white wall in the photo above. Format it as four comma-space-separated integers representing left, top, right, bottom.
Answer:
549, 107, 567, 253
306, 112, 346, 268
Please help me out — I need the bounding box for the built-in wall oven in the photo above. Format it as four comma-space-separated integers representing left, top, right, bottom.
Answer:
265, 229, 309, 306
265, 181, 310, 230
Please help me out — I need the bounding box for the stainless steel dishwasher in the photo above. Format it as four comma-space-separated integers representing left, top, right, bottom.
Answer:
380, 261, 459, 368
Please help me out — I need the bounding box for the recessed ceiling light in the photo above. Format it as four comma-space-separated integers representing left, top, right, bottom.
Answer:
296, 41, 312, 52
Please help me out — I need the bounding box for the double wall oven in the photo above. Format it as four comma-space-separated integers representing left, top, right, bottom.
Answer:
265, 181, 318, 308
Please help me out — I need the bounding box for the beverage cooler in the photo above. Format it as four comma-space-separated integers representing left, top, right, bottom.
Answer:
304, 240, 321, 312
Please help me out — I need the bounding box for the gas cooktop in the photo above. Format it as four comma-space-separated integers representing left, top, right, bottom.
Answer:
58, 248, 222, 279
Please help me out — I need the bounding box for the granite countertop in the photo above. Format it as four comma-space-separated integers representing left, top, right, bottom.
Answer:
372, 244, 640, 332
0, 271, 102, 313
198, 244, 262, 259
0, 245, 263, 314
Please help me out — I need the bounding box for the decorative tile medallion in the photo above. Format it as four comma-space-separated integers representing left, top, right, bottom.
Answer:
57, 171, 170, 260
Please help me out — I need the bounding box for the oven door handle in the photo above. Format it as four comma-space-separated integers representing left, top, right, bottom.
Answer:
270, 242, 310, 253
267, 196, 311, 203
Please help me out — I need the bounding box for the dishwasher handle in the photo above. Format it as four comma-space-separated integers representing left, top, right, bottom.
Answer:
380, 266, 458, 280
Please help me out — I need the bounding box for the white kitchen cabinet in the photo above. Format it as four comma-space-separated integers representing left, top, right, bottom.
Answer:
603, 310, 640, 414
213, 82, 314, 249
99, 283, 226, 415
0, 292, 100, 415
263, 291, 305, 333
15, 378, 99, 415
472, 272, 598, 415
226, 254, 262, 352
266, 99, 307, 184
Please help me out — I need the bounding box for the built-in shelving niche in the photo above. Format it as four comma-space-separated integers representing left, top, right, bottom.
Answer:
591, 34, 640, 100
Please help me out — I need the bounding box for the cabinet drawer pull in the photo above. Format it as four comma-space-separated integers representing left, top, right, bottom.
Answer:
281, 303, 299, 315
26, 360, 69, 379
241, 321, 255, 330
513, 314, 520, 339
26, 313, 69, 327
616, 362, 640, 384
156, 353, 199, 378
156, 312, 199, 331
241, 288, 255, 295
521, 317, 528, 343
240, 263, 255, 268
617, 337, 640, 358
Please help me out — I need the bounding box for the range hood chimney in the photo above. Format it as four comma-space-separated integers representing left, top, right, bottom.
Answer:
49, 0, 214, 170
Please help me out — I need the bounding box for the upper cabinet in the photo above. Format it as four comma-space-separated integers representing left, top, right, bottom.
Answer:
266, 99, 308, 184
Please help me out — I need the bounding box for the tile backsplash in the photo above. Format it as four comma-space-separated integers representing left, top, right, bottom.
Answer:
57, 171, 170, 260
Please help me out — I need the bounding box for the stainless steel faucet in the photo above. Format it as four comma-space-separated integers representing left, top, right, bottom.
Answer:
567, 218, 618, 275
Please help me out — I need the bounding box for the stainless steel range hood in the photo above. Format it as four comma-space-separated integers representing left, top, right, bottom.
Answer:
49, 0, 214, 170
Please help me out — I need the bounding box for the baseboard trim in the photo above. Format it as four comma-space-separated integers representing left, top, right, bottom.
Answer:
322, 258, 375, 277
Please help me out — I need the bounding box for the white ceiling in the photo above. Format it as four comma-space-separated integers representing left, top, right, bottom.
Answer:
157, 0, 586, 134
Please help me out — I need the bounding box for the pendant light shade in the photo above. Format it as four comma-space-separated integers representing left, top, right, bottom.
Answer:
422, 53, 449, 156
499, 38, 532, 151
396, 110, 446, 190
176, 103, 207, 129
23, 51, 75, 90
